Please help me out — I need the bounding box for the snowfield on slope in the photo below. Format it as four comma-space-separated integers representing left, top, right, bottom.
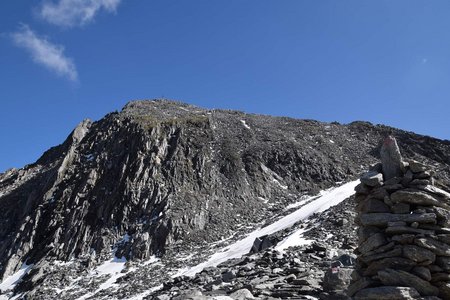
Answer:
179, 180, 359, 277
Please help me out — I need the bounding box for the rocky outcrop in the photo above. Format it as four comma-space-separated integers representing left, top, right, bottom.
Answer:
351, 136, 450, 299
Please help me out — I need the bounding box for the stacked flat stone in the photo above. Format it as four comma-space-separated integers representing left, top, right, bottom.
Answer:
349, 137, 450, 300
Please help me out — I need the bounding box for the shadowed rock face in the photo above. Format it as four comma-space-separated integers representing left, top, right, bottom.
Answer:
0, 99, 450, 286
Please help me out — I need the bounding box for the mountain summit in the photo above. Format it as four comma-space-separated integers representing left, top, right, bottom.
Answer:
1, 99, 449, 299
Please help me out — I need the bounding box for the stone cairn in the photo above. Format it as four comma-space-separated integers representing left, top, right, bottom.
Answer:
349, 136, 450, 300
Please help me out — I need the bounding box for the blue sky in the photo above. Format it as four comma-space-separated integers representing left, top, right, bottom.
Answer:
0, 0, 449, 172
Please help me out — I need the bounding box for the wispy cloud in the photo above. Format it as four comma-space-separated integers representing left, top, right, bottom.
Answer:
12, 25, 78, 81
39, 0, 121, 28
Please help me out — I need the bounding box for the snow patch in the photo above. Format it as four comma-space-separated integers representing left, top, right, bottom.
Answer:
0, 263, 33, 293
84, 154, 95, 161
142, 255, 160, 266
123, 285, 163, 300
75, 256, 127, 300
122, 233, 131, 243
240, 120, 251, 129
272, 178, 288, 190
257, 196, 269, 203
275, 228, 313, 251
95, 256, 126, 275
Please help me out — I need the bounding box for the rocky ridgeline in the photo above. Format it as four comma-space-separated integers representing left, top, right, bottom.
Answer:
350, 136, 450, 299
1, 100, 450, 299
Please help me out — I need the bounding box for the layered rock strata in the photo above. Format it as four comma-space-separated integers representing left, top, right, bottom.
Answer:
350, 136, 450, 300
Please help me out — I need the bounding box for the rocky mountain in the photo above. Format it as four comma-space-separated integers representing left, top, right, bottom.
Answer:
0, 99, 449, 300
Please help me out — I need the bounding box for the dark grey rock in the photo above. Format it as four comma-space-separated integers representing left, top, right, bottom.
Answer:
360, 171, 383, 187
409, 160, 428, 173
357, 233, 387, 254
354, 286, 420, 300
363, 257, 416, 276
391, 203, 411, 214
377, 268, 439, 296
357, 199, 390, 213
322, 267, 353, 291
391, 189, 447, 208
415, 237, 450, 256
380, 136, 403, 181
402, 245, 436, 264
360, 212, 437, 227
412, 266, 432, 281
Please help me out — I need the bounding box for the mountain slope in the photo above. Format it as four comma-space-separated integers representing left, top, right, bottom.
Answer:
0, 99, 449, 299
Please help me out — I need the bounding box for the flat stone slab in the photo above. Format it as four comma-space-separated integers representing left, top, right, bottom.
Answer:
385, 225, 435, 236
415, 237, 450, 256
358, 233, 387, 254
402, 245, 436, 264
360, 213, 436, 227
391, 189, 448, 208
364, 257, 415, 276
354, 286, 420, 300
378, 268, 439, 296
409, 160, 428, 173
361, 171, 384, 187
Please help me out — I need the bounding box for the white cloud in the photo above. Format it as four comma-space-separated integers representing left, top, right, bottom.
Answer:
12, 25, 78, 81
39, 0, 121, 27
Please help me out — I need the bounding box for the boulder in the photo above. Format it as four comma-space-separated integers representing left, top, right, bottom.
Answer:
229, 288, 255, 300
357, 233, 387, 254
361, 171, 383, 187
434, 207, 450, 226
360, 247, 402, 264
437, 282, 450, 300
436, 256, 450, 272
391, 203, 410, 214
412, 266, 432, 281
415, 237, 450, 256
354, 286, 420, 300
364, 257, 415, 276
377, 269, 439, 296
385, 225, 435, 236
391, 234, 415, 245
358, 199, 390, 213
346, 277, 373, 297
391, 190, 446, 208
360, 212, 436, 227
409, 160, 428, 173
250, 235, 277, 253
322, 267, 353, 292
402, 245, 436, 264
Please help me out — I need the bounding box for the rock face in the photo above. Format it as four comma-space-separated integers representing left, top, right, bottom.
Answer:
351, 137, 450, 300
1, 100, 450, 298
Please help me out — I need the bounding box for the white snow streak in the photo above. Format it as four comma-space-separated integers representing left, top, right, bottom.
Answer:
179, 180, 359, 276
74, 256, 126, 300
275, 228, 313, 251
240, 120, 251, 129
0, 263, 33, 293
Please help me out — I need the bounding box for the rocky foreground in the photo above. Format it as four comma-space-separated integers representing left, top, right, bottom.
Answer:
148, 192, 359, 300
